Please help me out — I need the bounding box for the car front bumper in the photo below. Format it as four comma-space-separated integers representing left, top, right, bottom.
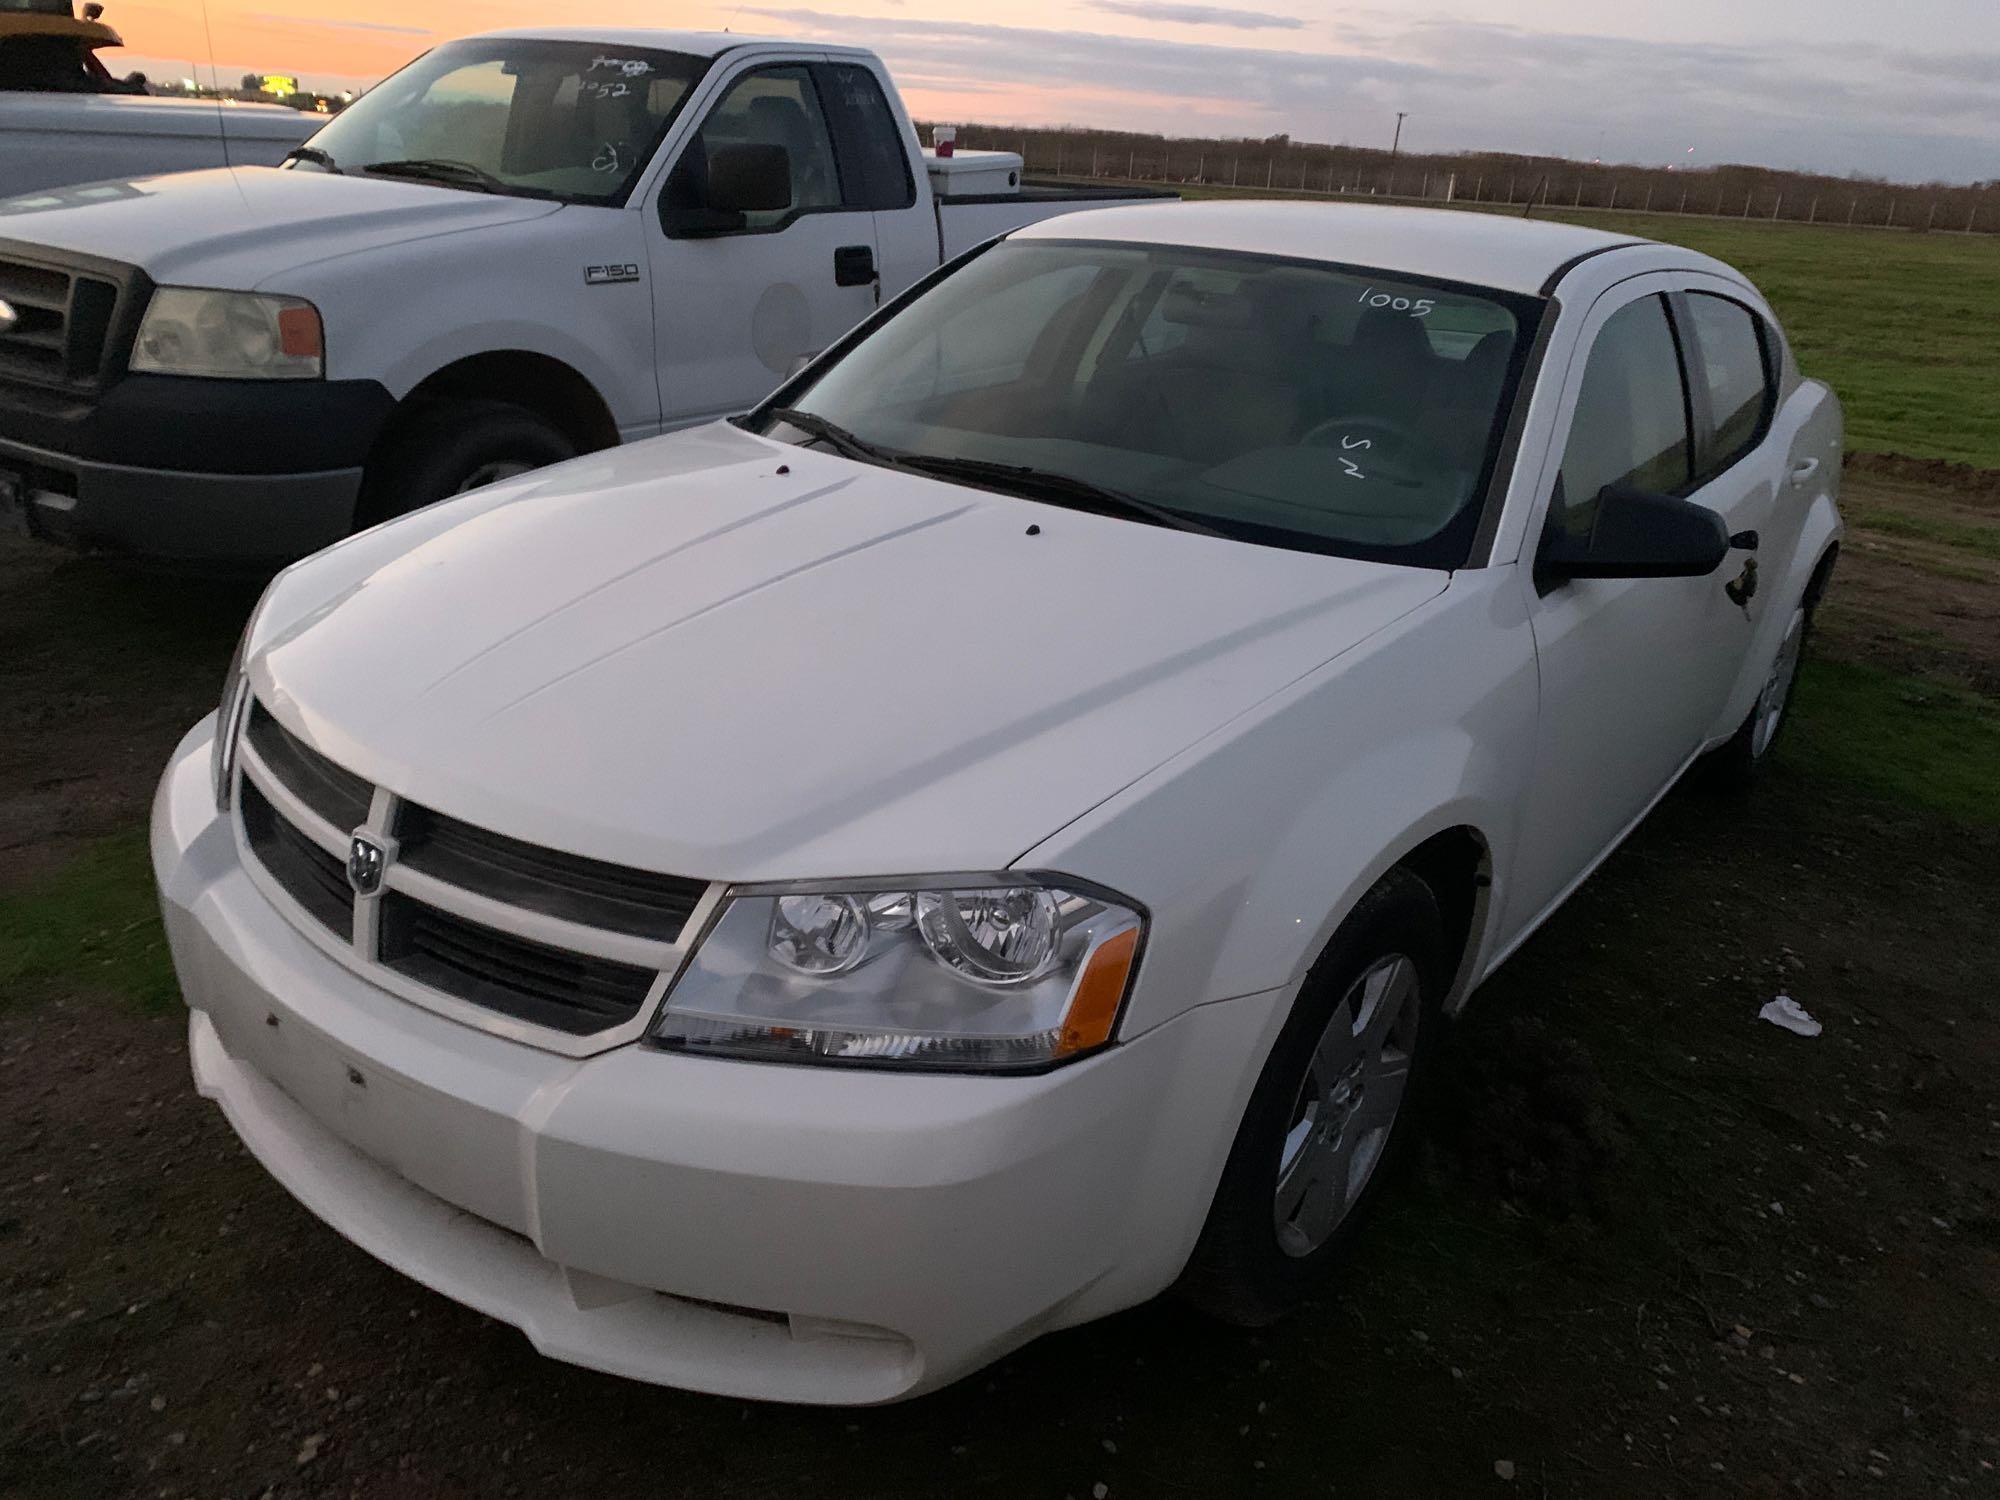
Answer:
152, 718, 1286, 1404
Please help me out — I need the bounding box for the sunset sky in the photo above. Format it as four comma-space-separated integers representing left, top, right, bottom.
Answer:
98, 0, 2000, 183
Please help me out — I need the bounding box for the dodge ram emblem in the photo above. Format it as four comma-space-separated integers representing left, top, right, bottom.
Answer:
347, 832, 387, 896
0, 300, 18, 336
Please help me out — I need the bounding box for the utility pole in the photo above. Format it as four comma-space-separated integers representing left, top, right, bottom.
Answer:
1391, 111, 1408, 157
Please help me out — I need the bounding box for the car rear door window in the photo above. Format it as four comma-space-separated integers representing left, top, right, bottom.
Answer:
1554, 293, 1692, 542
1686, 292, 1774, 481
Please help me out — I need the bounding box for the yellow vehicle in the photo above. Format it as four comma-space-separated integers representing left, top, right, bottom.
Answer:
0, 0, 147, 94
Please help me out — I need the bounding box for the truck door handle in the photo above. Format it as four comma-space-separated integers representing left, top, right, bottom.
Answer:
1788, 457, 1820, 487
833, 245, 877, 288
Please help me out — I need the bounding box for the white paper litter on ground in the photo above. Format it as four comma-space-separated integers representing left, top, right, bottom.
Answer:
1759, 995, 1822, 1037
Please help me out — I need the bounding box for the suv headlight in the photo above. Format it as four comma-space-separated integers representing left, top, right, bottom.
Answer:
132, 288, 324, 380
652, 877, 1144, 1072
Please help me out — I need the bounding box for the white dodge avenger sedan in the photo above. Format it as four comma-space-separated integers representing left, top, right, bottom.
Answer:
153, 202, 1842, 1403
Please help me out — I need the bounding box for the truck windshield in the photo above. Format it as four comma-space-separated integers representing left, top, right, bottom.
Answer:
759, 240, 1544, 568
295, 39, 709, 206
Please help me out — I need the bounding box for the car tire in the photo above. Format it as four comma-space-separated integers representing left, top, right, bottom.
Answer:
357, 399, 575, 528
1177, 866, 1446, 1327
1705, 596, 1813, 792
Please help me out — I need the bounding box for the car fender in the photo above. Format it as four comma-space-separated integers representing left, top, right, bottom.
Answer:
1022, 568, 1540, 1042
269, 206, 656, 438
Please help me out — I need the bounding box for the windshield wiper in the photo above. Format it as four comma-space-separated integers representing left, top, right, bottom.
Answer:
282, 145, 341, 174
362, 158, 504, 194
895, 455, 1230, 538
762, 408, 911, 469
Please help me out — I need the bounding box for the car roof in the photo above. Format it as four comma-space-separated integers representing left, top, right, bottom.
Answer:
465, 28, 874, 61
1012, 200, 1673, 297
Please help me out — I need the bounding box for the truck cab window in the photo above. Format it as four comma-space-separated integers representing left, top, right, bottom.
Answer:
671, 66, 843, 230
817, 63, 915, 211
1555, 294, 1693, 542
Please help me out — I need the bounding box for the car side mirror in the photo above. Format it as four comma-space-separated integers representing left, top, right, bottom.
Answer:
1535, 483, 1730, 593
661, 143, 793, 238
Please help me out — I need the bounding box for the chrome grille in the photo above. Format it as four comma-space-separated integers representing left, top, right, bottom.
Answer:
231, 699, 715, 1050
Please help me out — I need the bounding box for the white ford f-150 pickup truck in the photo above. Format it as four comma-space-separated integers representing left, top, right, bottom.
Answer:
154, 201, 1843, 1403
0, 28, 1169, 564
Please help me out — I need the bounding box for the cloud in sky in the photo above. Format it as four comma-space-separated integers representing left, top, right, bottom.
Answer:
1083, 1, 1304, 31
744, 6, 1999, 182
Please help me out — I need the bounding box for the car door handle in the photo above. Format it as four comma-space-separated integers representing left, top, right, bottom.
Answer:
833, 244, 877, 288
1788, 457, 1821, 487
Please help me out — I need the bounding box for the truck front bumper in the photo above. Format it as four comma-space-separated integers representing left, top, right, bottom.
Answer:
152, 718, 1286, 1404
0, 373, 393, 565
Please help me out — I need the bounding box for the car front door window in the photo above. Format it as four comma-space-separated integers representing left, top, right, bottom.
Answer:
1552, 293, 1692, 544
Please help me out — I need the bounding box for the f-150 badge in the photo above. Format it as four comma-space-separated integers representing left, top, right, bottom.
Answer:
585, 263, 641, 285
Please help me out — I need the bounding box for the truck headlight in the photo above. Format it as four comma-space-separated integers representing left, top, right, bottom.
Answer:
131, 288, 324, 380
653, 878, 1144, 1072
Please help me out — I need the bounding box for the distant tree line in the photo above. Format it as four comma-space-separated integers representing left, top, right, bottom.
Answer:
921, 121, 2000, 234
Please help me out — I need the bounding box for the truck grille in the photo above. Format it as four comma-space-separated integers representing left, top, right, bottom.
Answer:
232, 698, 712, 1046
0, 254, 127, 392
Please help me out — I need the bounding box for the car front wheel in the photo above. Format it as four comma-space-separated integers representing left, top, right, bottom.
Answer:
1178, 867, 1445, 1326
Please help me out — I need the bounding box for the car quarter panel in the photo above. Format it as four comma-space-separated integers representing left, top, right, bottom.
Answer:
1021, 568, 1539, 1039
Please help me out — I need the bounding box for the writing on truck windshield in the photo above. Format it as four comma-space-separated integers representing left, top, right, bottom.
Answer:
294, 40, 709, 205
766, 241, 1542, 567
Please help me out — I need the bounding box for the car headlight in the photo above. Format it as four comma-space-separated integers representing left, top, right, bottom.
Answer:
652, 877, 1145, 1072
211, 621, 253, 811
131, 288, 323, 380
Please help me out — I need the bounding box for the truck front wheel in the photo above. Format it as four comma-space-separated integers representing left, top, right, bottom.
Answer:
358, 399, 576, 527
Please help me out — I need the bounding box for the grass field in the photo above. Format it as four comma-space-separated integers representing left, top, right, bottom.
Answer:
1165, 182, 2000, 470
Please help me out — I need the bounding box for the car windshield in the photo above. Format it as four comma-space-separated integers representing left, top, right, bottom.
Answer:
756, 240, 1542, 566
294, 39, 709, 206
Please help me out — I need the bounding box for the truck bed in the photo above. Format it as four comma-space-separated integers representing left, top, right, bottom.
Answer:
933, 180, 1180, 261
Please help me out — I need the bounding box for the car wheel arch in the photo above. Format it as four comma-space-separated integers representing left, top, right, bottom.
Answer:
376, 349, 621, 465
1276, 819, 1497, 1026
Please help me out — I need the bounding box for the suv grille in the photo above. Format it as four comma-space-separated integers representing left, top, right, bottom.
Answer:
0, 255, 126, 391
246, 701, 374, 831
239, 779, 355, 937
232, 699, 709, 1043
397, 804, 705, 942
378, 893, 658, 1037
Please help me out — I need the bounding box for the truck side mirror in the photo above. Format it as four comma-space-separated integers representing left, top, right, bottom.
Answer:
661, 143, 793, 239
1535, 483, 1730, 593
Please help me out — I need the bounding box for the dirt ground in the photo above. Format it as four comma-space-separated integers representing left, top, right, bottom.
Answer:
1, 472, 1996, 1497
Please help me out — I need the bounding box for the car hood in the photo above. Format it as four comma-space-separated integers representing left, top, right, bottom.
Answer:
0, 167, 561, 288
251, 424, 1447, 882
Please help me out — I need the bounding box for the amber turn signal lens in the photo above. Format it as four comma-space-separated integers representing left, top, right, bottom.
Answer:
1055, 925, 1140, 1058
277, 305, 323, 359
